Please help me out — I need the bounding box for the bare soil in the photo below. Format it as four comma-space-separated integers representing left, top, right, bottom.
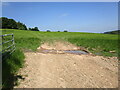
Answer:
15, 41, 118, 88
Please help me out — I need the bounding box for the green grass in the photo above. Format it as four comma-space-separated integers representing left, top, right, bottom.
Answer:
1, 29, 119, 56
68, 37, 118, 57
2, 49, 25, 88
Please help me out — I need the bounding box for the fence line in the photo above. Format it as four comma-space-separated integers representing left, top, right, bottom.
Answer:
0, 33, 15, 55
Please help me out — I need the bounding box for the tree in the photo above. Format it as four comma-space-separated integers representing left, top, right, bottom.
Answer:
17, 22, 27, 30
29, 28, 32, 30
29, 27, 39, 31
8, 19, 17, 29
22, 24, 27, 30
34, 27, 39, 31
0, 17, 28, 30
1, 17, 17, 29
46, 30, 51, 32
64, 30, 68, 32
1, 17, 9, 29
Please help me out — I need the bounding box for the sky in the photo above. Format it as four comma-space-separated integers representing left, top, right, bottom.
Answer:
2, 2, 118, 33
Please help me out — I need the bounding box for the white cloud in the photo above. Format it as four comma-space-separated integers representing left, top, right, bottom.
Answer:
60, 13, 69, 17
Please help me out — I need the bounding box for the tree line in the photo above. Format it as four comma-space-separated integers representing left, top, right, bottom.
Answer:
0, 17, 69, 32
0, 17, 39, 31
104, 30, 120, 34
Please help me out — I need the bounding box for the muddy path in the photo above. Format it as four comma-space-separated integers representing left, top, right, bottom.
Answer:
15, 41, 118, 88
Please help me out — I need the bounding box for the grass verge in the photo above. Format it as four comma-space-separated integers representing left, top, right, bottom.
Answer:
2, 49, 25, 89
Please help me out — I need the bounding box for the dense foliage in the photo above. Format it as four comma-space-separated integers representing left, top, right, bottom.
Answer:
0, 17, 27, 30
46, 30, 51, 32
17, 21, 27, 30
29, 27, 39, 31
0, 17, 39, 31
64, 30, 68, 32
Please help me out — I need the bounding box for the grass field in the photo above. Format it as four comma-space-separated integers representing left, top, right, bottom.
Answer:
2, 29, 119, 56
1, 29, 118, 88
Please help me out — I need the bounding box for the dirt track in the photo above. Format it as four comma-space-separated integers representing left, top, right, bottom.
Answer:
15, 42, 118, 88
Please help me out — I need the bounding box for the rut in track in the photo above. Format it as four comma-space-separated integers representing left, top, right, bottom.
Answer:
15, 41, 118, 88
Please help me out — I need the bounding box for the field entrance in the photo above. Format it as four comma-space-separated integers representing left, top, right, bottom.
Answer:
15, 41, 118, 88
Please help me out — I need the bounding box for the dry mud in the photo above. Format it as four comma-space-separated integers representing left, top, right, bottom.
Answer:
15, 41, 118, 88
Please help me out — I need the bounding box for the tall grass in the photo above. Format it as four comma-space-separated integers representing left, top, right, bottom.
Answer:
2, 49, 25, 88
